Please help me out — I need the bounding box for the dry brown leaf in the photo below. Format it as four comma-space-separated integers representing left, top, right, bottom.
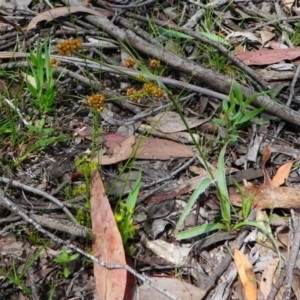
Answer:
272, 158, 300, 187
283, 0, 294, 12
95, 136, 194, 165
27, 6, 114, 31
266, 41, 289, 50
257, 30, 275, 46
147, 111, 209, 133
233, 245, 257, 300
236, 49, 300, 66
93, 135, 136, 165
139, 277, 207, 300
230, 185, 300, 209
138, 124, 199, 144
260, 258, 279, 299
90, 170, 127, 300
262, 145, 273, 186
136, 137, 194, 159
227, 31, 261, 43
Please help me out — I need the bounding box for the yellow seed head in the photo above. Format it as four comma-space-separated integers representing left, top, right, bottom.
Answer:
125, 57, 136, 68
56, 38, 82, 55
49, 58, 60, 68
87, 93, 105, 112
149, 59, 161, 68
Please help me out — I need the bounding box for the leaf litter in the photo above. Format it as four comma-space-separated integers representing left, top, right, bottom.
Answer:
2, 0, 300, 299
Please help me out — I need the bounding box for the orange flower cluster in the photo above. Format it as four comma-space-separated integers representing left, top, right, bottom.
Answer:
126, 87, 146, 101
124, 57, 136, 68
49, 58, 60, 68
143, 82, 164, 98
56, 38, 82, 55
149, 59, 160, 68
127, 82, 164, 101
87, 93, 105, 112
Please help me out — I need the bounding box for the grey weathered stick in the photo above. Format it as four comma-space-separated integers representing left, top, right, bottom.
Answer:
82, 14, 300, 126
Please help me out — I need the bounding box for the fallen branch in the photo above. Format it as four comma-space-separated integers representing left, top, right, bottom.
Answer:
83, 13, 300, 126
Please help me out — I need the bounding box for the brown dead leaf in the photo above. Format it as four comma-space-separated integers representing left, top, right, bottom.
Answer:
136, 137, 194, 159
260, 258, 279, 299
283, 0, 294, 12
262, 145, 273, 186
90, 170, 127, 300
257, 30, 275, 47
230, 185, 300, 209
233, 245, 257, 300
27, 6, 114, 31
236, 49, 300, 65
272, 158, 300, 187
147, 111, 209, 133
96, 136, 194, 165
93, 135, 136, 165
139, 277, 207, 300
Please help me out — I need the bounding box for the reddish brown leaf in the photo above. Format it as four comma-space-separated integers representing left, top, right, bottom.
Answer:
27, 6, 114, 31
91, 170, 127, 300
233, 245, 257, 300
236, 49, 300, 65
272, 158, 300, 187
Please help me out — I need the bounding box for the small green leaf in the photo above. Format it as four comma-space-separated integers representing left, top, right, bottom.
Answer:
175, 177, 213, 237
237, 105, 268, 124
27, 125, 38, 132
199, 31, 231, 46
69, 253, 79, 261
157, 27, 194, 40
222, 100, 229, 111
63, 267, 71, 278
126, 168, 142, 211
233, 81, 243, 104
26, 82, 37, 97
212, 118, 226, 126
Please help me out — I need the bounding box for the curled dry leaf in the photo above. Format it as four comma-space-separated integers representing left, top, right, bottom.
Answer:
233, 245, 257, 300
272, 157, 300, 187
262, 145, 272, 186
27, 6, 114, 31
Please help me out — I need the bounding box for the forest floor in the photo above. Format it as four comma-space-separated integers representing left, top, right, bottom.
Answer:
0, 0, 300, 299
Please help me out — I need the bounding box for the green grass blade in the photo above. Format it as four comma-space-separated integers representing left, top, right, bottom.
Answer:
126, 168, 142, 211
176, 223, 226, 240
199, 31, 231, 46
157, 27, 194, 40
217, 143, 231, 225
174, 177, 213, 236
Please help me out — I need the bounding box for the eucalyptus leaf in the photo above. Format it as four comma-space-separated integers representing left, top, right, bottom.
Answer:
199, 31, 231, 46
